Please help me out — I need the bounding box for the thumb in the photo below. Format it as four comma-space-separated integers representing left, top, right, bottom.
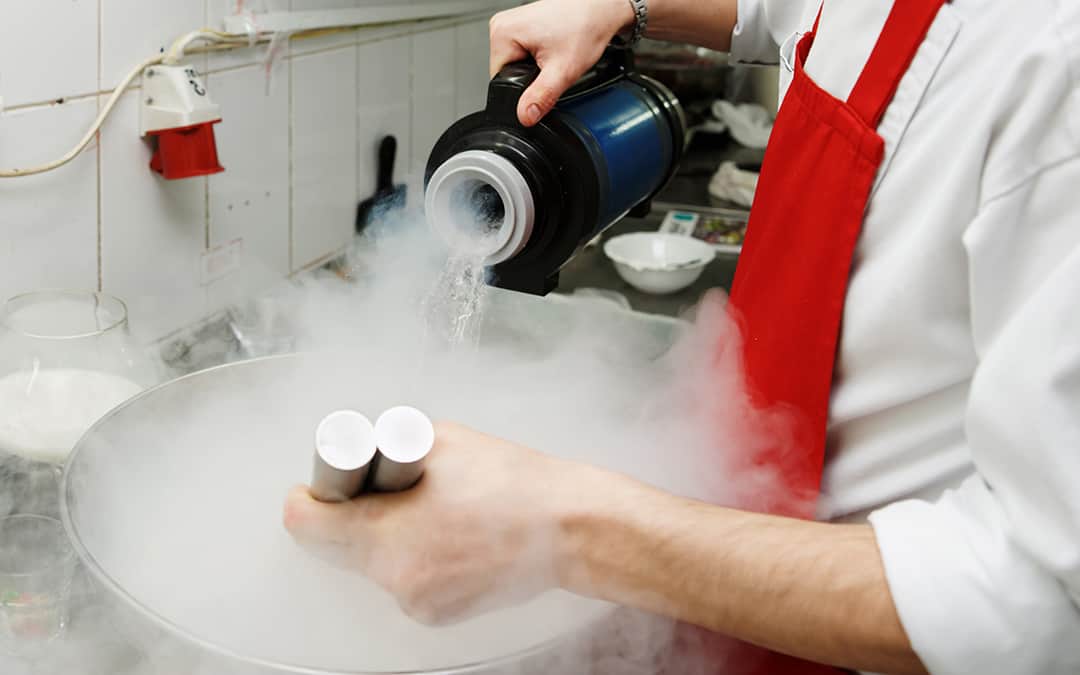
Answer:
517, 61, 578, 127
283, 484, 369, 546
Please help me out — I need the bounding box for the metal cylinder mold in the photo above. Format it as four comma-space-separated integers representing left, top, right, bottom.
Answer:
369, 406, 435, 493
309, 410, 377, 503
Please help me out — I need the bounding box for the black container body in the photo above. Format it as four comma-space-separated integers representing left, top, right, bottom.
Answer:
425, 52, 684, 295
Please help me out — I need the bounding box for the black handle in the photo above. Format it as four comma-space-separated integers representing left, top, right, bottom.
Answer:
376, 135, 397, 192
562, 47, 633, 100
485, 48, 634, 125
492, 60, 542, 90
486, 61, 541, 123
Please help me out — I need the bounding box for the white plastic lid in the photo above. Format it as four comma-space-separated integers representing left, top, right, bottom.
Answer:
425, 150, 535, 265
315, 410, 377, 470
374, 406, 435, 463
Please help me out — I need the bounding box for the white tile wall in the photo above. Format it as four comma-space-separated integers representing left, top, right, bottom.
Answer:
0, 4, 497, 342
101, 0, 207, 90
357, 36, 412, 204
206, 67, 291, 310
291, 46, 359, 271
0, 0, 98, 108
455, 20, 491, 118
0, 100, 98, 298
410, 27, 457, 195
410, 27, 458, 160
99, 91, 209, 341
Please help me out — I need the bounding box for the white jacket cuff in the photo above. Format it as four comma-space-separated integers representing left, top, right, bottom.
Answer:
869, 478, 1080, 675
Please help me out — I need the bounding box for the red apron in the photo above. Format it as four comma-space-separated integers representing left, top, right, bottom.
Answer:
731, 0, 949, 513
705, 0, 948, 673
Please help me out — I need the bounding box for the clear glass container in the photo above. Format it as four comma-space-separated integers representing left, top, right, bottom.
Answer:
0, 290, 154, 518
0, 514, 77, 655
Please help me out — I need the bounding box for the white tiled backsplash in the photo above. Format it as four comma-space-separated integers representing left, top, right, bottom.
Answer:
0, 0, 493, 340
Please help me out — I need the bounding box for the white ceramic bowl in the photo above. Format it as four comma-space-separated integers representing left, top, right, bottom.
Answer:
603, 232, 716, 295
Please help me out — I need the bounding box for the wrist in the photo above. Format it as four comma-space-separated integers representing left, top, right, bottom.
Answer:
549, 466, 646, 597
603, 0, 639, 36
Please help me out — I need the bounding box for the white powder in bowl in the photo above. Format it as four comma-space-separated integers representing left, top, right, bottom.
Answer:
0, 369, 142, 464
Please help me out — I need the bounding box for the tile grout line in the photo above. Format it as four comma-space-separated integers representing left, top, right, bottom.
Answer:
287, 41, 295, 273
454, 23, 461, 129
288, 0, 295, 274
205, 0, 211, 254
96, 0, 104, 292
408, 31, 415, 183
204, 174, 211, 251
360, 39, 369, 233
355, 38, 363, 233
204, 1, 211, 311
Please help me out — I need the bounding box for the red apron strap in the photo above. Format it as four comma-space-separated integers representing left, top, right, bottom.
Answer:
846, 0, 950, 127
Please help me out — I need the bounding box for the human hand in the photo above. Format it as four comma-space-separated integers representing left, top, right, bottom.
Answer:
283, 421, 590, 625
489, 0, 636, 126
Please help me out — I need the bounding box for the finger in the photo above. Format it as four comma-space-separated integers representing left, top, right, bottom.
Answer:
517, 61, 578, 127
488, 12, 530, 77
489, 37, 530, 79
431, 420, 465, 447
294, 539, 356, 572
282, 484, 366, 546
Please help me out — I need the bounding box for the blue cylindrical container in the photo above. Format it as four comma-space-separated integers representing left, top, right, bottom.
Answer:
555, 80, 676, 234
426, 52, 685, 295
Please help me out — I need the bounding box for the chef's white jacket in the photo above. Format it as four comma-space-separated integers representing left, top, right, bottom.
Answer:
731, 1, 1080, 673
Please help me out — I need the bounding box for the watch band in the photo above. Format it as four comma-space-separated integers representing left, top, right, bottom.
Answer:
627, 0, 649, 46
612, 0, 648, 49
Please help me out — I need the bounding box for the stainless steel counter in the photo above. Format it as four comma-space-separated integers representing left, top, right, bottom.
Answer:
555, 132, 758, 317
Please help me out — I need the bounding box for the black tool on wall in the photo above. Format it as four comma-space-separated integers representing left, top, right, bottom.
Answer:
356, 135, 407, 233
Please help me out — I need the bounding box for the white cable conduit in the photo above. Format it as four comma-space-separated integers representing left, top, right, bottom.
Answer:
224, 1, 514, 33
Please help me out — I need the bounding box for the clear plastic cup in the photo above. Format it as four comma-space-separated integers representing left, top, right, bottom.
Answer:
0, 515, 77, 654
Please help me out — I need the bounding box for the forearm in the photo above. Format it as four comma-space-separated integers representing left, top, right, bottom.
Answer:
645, 0, 739, 51
555, 472, 927, 675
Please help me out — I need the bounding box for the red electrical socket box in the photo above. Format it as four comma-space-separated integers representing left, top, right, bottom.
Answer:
141, 65, 226, 180
147, 120, 224, 180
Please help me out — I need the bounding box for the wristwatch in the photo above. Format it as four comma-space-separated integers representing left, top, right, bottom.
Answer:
613, 0, 648, 49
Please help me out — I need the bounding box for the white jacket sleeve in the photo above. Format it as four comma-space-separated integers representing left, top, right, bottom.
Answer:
869, 152, 1080, 674
729, 0, 813, 65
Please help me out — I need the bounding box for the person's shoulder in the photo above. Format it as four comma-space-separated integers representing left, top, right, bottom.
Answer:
949, 0, 1080, 204
954, 0, 1078, 88
1048, 0, 1080, 90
